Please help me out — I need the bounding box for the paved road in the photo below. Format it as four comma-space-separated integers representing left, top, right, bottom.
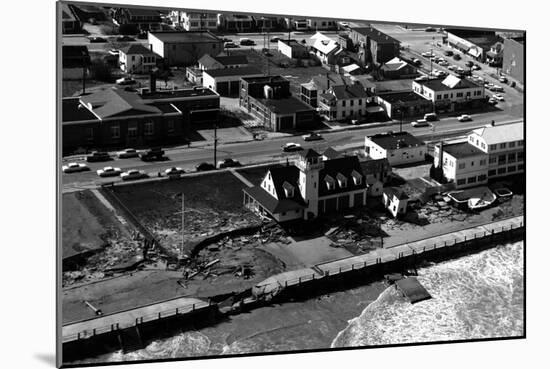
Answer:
62, 115, 523, 191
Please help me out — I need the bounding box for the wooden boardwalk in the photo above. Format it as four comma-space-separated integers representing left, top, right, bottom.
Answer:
62, 296, 209, 343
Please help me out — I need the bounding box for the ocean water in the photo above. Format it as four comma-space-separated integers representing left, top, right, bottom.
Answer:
69, 241, 524, 364
331, 241, 524, 347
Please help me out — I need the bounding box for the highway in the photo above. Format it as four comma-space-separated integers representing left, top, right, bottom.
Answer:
62, 115, 523, 191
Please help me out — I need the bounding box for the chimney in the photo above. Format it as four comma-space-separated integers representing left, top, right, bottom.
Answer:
150, 73, 156, 93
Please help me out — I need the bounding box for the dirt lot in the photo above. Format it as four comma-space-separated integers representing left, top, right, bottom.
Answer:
110, 172, 262, 257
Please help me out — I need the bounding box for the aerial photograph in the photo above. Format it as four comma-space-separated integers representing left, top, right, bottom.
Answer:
58, 1, 525, 366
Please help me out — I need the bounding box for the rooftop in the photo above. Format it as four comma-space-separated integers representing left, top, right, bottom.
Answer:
350, 27, 400, 44
242, 75, 288, 84
471, 122, 524, 145
367, 131, 425, 150
62, 97, 99, 123
311, 33, 340, 54
203, 66, 263, 78
441, 142, 486, 159
140, 86, 218, 99
149, 31, 222, 43
61, 3, 77, 21
374, 79, 414, 93
415, 75, 480, 91
213, 55, 248, 66
381, 57, 413, 72
119, 44, 157, 55
253, 96, 314, 115
377, 91, 431, 104
318, 156, 367, 197
384, 187, 409, 200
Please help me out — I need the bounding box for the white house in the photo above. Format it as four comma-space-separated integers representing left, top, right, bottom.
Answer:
202, 67, 264, 96
243, 148, 368, 221
383, 187, 409, 218
467, 122, 524, 179
310, 32, 341, 65
412, 75, 485, 111
119, 44, 158, 74
318, 84, 369, 121
364, 131, 427, 166
433, 141, 489, 188
178, 12, 219, 31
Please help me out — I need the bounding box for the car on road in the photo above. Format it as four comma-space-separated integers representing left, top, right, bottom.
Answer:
439, 60, 449, 66
270, 37, 282, 43
62, 162, 90, 173
411, 119, 430, 127
421, 51, 434, 57
412, 58, 421, 66
444, 50, 454, 56
491, 85, 504, 92
97, 166, 122, 177
282, 143, 303, 152
472, 64, 481, 70
424, 113, 438, 121
458, 114, 472, 122
86, 151, 111, 162
415, 75, 429, 82
116, 77, 136, 85
493, 94, 505, 101
117, 148, 140, 158
499, 76, 508, 83
239, 38, 255, 46
195, 162, 216, 171
303, 132, 324, 141
120, 169, 147, 181
164, 167, 185, 177
452, 54, 461, 60
116, 36, 135, 42
139, 148, 165, 161
425, 27, 436, 32
218, 158, 241, 168
488, 97, 498, 105
447, 65, 457, 71
88, 36, 106, 43
224, 42, 239, 48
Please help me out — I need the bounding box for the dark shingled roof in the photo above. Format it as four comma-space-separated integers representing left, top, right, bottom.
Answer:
361, 158, 391, 176
351, 27, 400, 44
214, 55, 248, 66
442, 142, 486, 159
62, 97, 99, 123
119, 44, 157, 55
318, 156, 367, 197
244, 186, 305, 214
368, 131, 425, 150
253, 96, 314, 115
322, 147, 342, 159
384, 187, 409, 200
203, 66, 263, 78
80, 88, 161, 119
268, 165, 305, 205
377, 92, 431, 104
331, 84, 369, 99
149, 31, 222, 43
299, 148, 321, 159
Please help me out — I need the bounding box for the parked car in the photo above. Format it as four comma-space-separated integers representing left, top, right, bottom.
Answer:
412, 58, 421, 66
303, 133, 324, 141
411, 119, 430, 127
493, 94, 505, 101
425, 27, 436, 32
239, 38, 255, 46
116, 77, 136, 85
282, 143, 303, 152
472, 64, 481, 70
86, 151, 111, 162
221, 37, 233, 43
120, 169, 147, 181
421, 51, 434, 57
97, 166, 122, 177
499, 76, 508, 83
424, 113, 438, 121
224, 42, 239, 48
447, 65, 457, 71
117, 148, 139, 158
140, 148, 165, 161
439, 60, 449, 66
492, 85, 504, 92
488, 97, 498, 105
270, 37, 281, 43
444, 50, 454, 56
88, 36, 106, 43
62, 162, 90, 173
218, 158, 241, 168
195, 162, 215, 171
116, 36, 135, 42
164, 167, 185, 177
458, 114, 472, 122
494, 187, 513, 200
452, 54, 461, 60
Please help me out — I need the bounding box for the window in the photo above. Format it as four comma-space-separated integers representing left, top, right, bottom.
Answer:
508, 153, 516, 162
509, 141, 515, 148
131, 55, 135, 61
342, 100, 346, 107
467, 176, 476, 184
500, 143, 507, 149
457, 179, 466, 185
358, 99, 362, 105
476, 139, 479, 146
481, 143, 486, 150
508, 166, 516, 173
488, 170, 496, 176
466, 91, 471, 97
110, 125, 120, 139
471, 161, 474, 166
437, 95, 442, 100
497, 167, 506, 174
489, 144, 497, 151
478, 175, 487, 182
518, 164, 524, 171
457, 92, 463, 98
518, 152, 524, 161
350, 100, 354, 106
518, 140, 524, 146
144, 122, 154, 136
81, 126, 92, 142
128, 127, 137, 138
480, 159, 487, 166
444, 94, 448, 99
498, 155, 506, 164
458, 163, 465, 169
337, 173, 347, 188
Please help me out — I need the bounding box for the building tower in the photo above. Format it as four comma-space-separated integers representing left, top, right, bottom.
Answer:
295, 149, 324, 219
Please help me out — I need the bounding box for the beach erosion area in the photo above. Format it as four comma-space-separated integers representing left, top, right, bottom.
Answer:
70, 240, 524, 364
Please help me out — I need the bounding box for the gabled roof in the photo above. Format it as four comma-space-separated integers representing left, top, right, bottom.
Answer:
119, 44, 157, 56
384, 187, 409, 200
471, 122, 524, 145
381, 57, 412, 72
198, 54, 222, 69
330, 84, 368, 100
322, 147, 342, 160
319, 156, 367, 197
299, 148, 321, 159
244, 186, 305, 215
62, 97, 99, 123
342, 64, 361, 73
310, 74, 346, 90
79, 88, 161, 119
441, 75, 463, 89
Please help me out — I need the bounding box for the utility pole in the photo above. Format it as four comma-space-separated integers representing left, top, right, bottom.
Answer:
181, 193, 185, 261
81, 51, 87, 95
214, 123, 218, 168
400, 108, 403, 133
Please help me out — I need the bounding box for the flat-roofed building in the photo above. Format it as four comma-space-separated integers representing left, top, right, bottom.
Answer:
467, 122, 524, 179
202, 67, 264, 96
412, 75, 485, 112
349, 27, 400, 65
376, 91, 433, 119
148, 31, 223, 66
364, 131, 427, 166
433, 142, 489, 188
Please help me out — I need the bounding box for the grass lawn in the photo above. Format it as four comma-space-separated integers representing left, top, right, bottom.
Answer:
110, 172, 261, 255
